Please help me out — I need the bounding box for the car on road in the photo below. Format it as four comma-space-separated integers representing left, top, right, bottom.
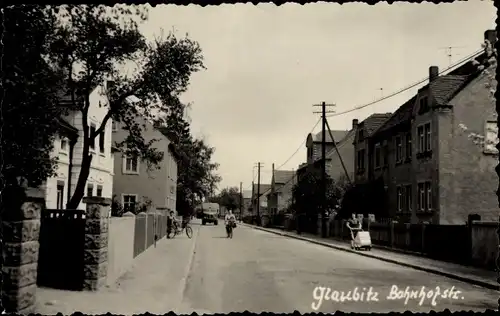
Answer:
202, 211, 218, 225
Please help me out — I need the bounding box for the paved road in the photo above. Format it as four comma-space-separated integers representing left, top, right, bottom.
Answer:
36, 220, 498, 314
178, 221, 497, 313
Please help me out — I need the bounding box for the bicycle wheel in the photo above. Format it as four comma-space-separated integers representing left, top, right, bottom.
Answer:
185, 225, 193, 239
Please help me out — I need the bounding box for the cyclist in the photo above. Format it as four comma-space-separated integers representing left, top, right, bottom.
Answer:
224, 209, 236, 237
167, 210, 180, 238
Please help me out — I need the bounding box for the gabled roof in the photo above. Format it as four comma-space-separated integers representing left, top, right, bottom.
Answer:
253, 184, 271, 197
376, 75, 471, 134
360, 113, 393, 136
375, 50, 486, 136
273, 170, 295, 184
429, 75, 470, 105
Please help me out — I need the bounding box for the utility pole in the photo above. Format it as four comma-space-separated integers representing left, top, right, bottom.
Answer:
271, 163, 275, 215
256, 162, 262, 225
313, 102, 336, 238
239, 181, 243, 219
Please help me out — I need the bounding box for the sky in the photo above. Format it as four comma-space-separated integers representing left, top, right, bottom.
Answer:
136, 1, 496, 192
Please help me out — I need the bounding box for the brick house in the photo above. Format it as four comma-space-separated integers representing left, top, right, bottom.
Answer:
267, 170, 296, 214
112, 117, 181, 214
358, 29, 497, 224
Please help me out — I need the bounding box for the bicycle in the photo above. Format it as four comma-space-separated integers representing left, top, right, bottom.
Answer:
168, 221, 193, 239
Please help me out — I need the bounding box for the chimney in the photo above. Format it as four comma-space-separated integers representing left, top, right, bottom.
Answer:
352, 119, 359, 129
429, 66, 439, 83
484, 29, 497, 46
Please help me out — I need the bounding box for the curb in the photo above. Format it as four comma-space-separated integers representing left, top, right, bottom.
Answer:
174, 225, 200, 311
242, 223, 499, 291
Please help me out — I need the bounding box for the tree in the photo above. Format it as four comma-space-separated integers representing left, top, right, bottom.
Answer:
291, 168, 339, 232
3, 6, 65, 190
47, 5, 205, 208
156, 100, 221, 216
211, 187, 241, 211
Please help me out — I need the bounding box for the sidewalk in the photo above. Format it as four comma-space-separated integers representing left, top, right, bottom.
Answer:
35, 226, 200, 315
242, 223, 499, 291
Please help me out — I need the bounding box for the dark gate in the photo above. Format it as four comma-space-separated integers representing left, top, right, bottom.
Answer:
37, 209, 86, 290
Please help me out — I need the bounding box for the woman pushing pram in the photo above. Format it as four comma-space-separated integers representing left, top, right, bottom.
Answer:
346, 213, 372, 250
346, 213, 362, 248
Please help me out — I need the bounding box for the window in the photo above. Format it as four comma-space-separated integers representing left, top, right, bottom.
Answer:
357, 149, 365, 171
60, 137, 68, 152
123, 155, 139, 174
405, 185, 412, 212
89, 124, 96, 150
374, 144, 381, 169
56, 183, 64, 209
397, 186, 403, 212
417, 183, 425, 211
405, 133, 412, 159
99, 130, 105, 154
382, 144, 389, 166
96, 185, 103, 197
417, 126, 425, 153
123, 194, 137, 213
419, 97, 429, 113
424, 123, 432, 151
87, 183, 94, 197
395, 136, 403, 162
425, 182, 432, 210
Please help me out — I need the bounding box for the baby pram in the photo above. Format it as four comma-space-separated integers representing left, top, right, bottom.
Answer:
348, 227, 372, 251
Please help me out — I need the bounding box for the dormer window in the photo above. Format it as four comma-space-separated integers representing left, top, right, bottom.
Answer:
418, 96, 430, 114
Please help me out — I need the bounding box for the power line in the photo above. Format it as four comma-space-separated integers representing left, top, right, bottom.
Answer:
326, 48, 483, 118
252, 48, 483, 188
274, 117, 321, 171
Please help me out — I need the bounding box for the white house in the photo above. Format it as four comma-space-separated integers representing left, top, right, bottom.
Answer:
44, 82, 114, 210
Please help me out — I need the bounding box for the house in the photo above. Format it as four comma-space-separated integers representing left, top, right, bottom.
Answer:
297, 129, 350, 183
353, 113, 394, 184
251, 183, 271, 216
267, 170, 296, 214
325, 118, 377, 185
112, 116, 180, 214
306, 131, 349, 165
358, 29, 498, 224
242, 190, 252, 216
43, 82, 115, 210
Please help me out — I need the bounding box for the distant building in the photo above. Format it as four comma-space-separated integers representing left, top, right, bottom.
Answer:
268, 170, 296, 214
251, 183, 271, 216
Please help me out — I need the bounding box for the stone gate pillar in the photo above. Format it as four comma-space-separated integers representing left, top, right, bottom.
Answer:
82, 196, 111, 291
2, 188, 44, 314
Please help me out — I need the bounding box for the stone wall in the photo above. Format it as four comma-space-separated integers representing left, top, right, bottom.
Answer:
82, 196, 110, 291
2, 188, 43, 313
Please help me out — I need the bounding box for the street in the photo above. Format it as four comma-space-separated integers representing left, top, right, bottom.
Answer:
37, 219, 498, 314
